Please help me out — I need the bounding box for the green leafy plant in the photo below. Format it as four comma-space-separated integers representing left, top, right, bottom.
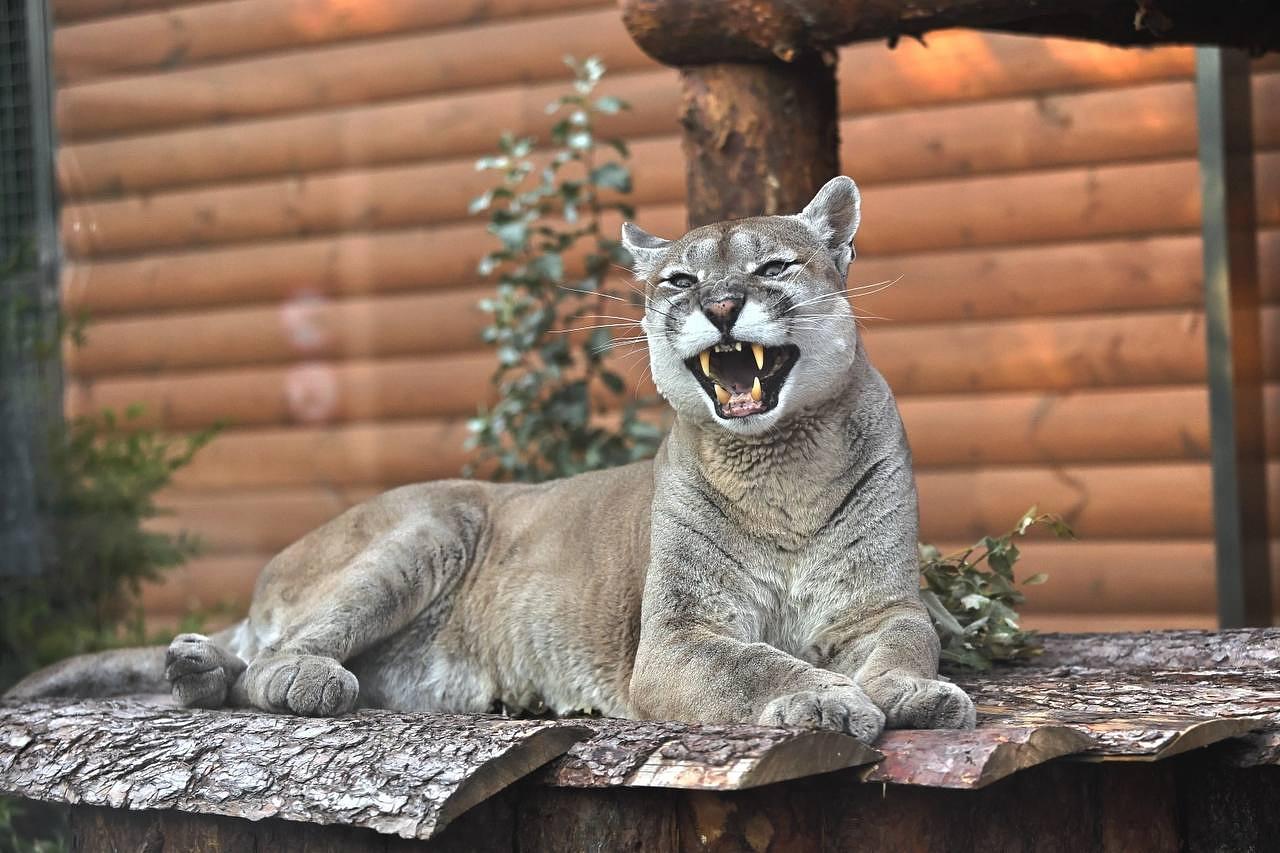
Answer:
466, 56, 663, 483
919, 507, 1076, 670
0, 406, 218, 689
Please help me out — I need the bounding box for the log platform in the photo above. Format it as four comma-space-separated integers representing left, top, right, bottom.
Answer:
3, 630, 1279, 851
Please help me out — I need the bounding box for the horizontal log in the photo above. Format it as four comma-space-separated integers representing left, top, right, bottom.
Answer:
1021, 612, 1205, 634
168, 418, 474, 490
1033, 628, 1280, 672
138, 553, 263, 615
56, 33, 1223, 202
856, 230, 1233, 325
61, 216, 512, 318
55, 144, 1274, 261
624, 0, 1280, 60
54, 23, 1206, 146
632, 0, 1016, 65
67, 293, 1215, 391
51, 0, 218, 24
868, 307, 1212, 396
55, 8, 653, 141
859, 150, 1277, 260
69, 353, 504, 427
904, 386, 1212, 467
64, 220, 1280, 325
58, 68, 680, 200
847, 72, 1278, 189
0, 700, 591, 840
66, 287, 497, 376
549, 719, 879, 790
989, 2, 1280, 55
65, 129, 1280, 266
60, 137, 683, 257
929, 541, 1217, 615
59, 145, 1280, 317
67, 366, 1274, 482
150, 487, 379, 553
60, 74, 1280, 255
74, 347, 1226, 451
53, 0, 611, 85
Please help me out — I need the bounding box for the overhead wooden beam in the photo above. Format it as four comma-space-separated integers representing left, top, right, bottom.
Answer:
1196, 48, 1271, 628
620, 0, 1280, 64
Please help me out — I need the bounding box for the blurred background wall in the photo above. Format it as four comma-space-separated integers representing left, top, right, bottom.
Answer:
48, 0, 1279, 631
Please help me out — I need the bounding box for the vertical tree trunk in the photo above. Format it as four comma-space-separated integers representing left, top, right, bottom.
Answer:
678, 53, 839, 227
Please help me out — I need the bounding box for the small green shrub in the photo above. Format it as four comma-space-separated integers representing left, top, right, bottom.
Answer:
919, 507, 1076, 670
0, 406, 218, 689
466, 56, 663, 483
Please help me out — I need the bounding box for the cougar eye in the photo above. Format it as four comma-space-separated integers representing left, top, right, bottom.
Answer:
664, 272, 697, 288
754, 259, 793, 278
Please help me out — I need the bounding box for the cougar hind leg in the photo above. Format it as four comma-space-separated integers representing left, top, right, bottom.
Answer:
234, 485, 489, 717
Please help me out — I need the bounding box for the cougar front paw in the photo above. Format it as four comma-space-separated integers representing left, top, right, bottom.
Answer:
868, 675, 977, 730
759, 687, 886, 743
165, 633, 244, 709
251, 655, 359, 717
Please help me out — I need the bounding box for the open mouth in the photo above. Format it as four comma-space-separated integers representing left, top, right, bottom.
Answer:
684, 340, 799, 419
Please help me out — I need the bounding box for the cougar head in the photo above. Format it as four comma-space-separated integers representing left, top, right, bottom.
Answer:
622, 176, 862, 435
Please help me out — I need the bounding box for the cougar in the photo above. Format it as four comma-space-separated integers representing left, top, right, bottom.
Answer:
9, 177, 975, 741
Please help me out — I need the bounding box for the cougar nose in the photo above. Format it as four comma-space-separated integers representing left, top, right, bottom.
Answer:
702, 297, 743, 336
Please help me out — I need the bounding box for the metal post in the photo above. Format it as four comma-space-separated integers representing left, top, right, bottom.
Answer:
0, 0, 61, 579
1195, 48, 1271, 627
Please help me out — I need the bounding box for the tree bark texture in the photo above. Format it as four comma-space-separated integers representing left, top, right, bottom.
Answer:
1031, 628, 1280, 671
948, 628, 1280, 761
679, 55, 838, 227
621, 0, 1280, 65
545, 718, 879, 789
0, 700, 587, 841
4, 630, 1280, 845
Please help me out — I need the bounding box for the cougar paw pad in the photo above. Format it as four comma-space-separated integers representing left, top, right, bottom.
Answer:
759, 687, 885, 743
262, 655, 359, 717
884, 678, 977, 730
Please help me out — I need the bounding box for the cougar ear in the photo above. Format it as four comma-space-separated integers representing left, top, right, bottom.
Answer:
621, 222, 671, 280
798, 176, 861, 277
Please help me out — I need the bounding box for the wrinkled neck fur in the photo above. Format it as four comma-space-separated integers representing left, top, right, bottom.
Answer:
669, 357, 878, 543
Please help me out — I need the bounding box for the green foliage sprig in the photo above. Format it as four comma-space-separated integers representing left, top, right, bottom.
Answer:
919, 507, 1076, 670
466, 56, 663, 483
0, 406, 218, 688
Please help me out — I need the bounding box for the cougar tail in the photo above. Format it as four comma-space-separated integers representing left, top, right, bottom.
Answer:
3, 623, 244, 701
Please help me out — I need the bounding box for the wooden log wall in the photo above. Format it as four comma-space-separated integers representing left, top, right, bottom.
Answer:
49, 0, 1280, 632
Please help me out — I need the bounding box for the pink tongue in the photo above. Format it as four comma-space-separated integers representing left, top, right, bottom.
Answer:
723, 391, 765, 417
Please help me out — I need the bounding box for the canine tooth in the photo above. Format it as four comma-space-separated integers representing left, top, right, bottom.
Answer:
735, 342, 742, 351
751, 376, 763, 402
699, 350, 711, 376
751, 343, 765, 370
715, 385, 730, 405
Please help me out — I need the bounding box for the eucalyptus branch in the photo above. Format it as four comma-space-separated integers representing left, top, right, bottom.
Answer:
919, 506, 1076, 670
